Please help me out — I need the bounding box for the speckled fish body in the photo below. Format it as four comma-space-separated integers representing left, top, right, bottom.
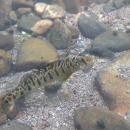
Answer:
0, 56, 94, 115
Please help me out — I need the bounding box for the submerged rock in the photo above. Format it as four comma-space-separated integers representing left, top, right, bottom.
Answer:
0, 121, 33, 130
48, 19, 72, 49
0, 18, 11, 31
51, 0, 66, 10
17, 14, 41, 33
0, 50, 12, 77
74, 106, 130, 130
103, 4, 116, 13
34, 3, 47, 15
16, 37, 58, 71
63, 0, 82, 14
78, 14, 107, 39
66, 24, 79, 38
12, 0, 34, 10
16, 8, 31, 18
42, 5, 65, 19
92, 30, 130, 52
31, 19, 53, 35
79, 47, 115, 60
8, 11, 18, 24
95, 51, 130, 115
0, 32, 14, 51
77, 0, 90, 6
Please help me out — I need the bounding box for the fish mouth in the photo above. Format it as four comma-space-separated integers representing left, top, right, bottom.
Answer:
82, 62, 94, 73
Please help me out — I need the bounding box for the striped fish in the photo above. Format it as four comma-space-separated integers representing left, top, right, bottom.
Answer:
0, 56, 94, 115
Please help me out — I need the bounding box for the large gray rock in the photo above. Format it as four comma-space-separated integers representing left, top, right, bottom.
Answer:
48, 19, 72, 49
17, 14, 41, 33
113, 0, 126, 8
63, 0, 82, 14
74, 106, 130, 130
16, 37, 58, 71
92, 30, 130, 52
78, 14, 107, 39
0, 121, 33, 130
0, 32, 14, 51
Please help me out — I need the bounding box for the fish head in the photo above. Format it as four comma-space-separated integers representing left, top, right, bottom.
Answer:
72, 56, 94, 72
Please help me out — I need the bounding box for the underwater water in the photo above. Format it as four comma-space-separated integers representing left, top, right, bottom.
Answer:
0, 0, 130, 130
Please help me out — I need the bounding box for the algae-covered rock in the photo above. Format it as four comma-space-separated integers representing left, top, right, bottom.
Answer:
0, 49, 12, 77
16, 37, 58, 71
48, 19, 72, 49
0, 32, 14, 51
74, 106, 130, 130
8, 11, 18, 24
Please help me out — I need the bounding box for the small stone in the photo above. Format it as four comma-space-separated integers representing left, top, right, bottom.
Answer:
31, 20, 53, 35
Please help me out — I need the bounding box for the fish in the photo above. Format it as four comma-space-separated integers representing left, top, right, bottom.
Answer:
0, 56, 94, 116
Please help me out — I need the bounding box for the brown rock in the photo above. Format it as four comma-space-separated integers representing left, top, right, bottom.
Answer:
16, 37, 58, 71
74, 106, 130, 130
0, 50, 12, 77
0, 0, 12, 20
31, 20, 53, 35
0, 32, 14, 51
95, 51, 130, 115
59, 126, 69, 130
16, 8, 31, 18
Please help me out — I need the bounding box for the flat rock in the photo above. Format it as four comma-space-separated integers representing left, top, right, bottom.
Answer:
15, 37, 58, 71
78, 14, 107, 39
0, 49, 12, 77
63, 0, 82, 14
48, 18, 72, 49
0, 32, 14, 51
74, 106, 130, 130
17, 14, 41, 33
42, 5, 65, 19
12, 0, 34, 10
95, 51, 130, 115
92, 30, 130, 52
31, 19, 53, 35
0, 121, 33, 130
113, 0, 126, 8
